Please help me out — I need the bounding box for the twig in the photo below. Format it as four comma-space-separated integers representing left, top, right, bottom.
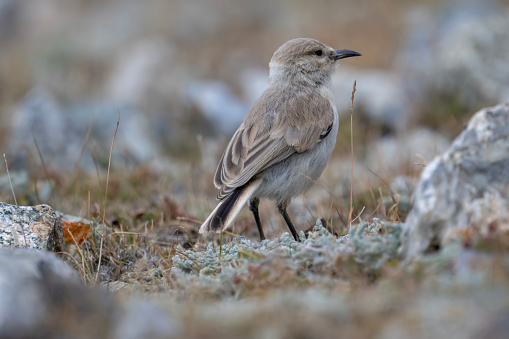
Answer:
92, 150, 103, 189
95, 114, 120, 282
351, 205, 365, 224
88, 190, 91, 221
349, 80, 357, 227
367, 167, 401, 222
175, 249, 203, 270
3, 154, 27, 245
3, 154, 18, 206
219, 220, 224, 260
72, 119, 93, 210
33, 136, 50, 181
33, 177, 41, 204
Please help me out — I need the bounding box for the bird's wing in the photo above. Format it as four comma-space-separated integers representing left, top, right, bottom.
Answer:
214, 89, 335, 199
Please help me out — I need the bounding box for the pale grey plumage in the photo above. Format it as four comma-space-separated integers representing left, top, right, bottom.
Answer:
200, 38, 361, 241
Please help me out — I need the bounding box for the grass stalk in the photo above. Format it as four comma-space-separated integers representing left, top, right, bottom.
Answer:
95, 114, 120, 282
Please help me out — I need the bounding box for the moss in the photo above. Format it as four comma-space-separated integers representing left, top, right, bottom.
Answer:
171, 219, 403, 299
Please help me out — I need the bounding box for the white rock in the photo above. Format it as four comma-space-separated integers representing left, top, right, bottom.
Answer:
398, 4, 509, 108
403, 103, 509, 257
365, 128, 450, 177
332, 67, 411, 133
184, 81, 249, 134
0, 203, 64, 252
8, 88, 161, 172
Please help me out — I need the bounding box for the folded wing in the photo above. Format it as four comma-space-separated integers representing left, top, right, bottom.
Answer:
214, 88, 335, 200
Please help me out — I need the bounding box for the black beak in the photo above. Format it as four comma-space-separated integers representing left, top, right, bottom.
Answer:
332, 49, 362, 60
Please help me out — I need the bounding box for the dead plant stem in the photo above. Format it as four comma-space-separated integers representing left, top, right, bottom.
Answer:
349, 80, 357, 227
95, 114, 120, 282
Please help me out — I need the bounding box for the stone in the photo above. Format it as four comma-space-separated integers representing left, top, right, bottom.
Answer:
0, 171, 28, 197
433, 8, 509, 107
184, 80, 249, 134
7, 88, 162, 172
112, 298, 181, 339
8, 88, 69, 170
239, 67, 269, 106
402, 103, 509, 258
398, 3, 509, 108
0, 248, 114, 339
105, 39, 175, 108
332, 67, 411, 134
56, 211, 93, 245
0, 248, 180, 338
365, 128, 450, 177
0, 203, 64, 252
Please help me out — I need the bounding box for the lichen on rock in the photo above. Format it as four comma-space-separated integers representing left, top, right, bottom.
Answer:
0, 203, 64, 252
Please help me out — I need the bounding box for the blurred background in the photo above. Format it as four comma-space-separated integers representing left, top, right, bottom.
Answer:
0, 0, 508, 236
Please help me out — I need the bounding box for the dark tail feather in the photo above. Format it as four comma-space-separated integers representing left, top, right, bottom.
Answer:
200, 178, 262, 234
210, 187, 242, 231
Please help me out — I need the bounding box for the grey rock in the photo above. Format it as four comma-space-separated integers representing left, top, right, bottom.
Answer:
56, 211, 92, 226
388, 176, 419, 215
0, 171, 53, 205
67, 100, 161, 168
434, 9, 509, 107
0, 170, 28, 197
8, 88, 69, 170
0, 248, 114, 339
365, 128, 450, 176
0, 203, 64, 252
402, 103, 509, 258
8, 88, 161, 172
399, 3, 509, 108
105, 39, 176, 108
113, 298, 180, 339
332, 67, 411, 133
184, 80, 249, 134
0, 248, 180, 339
0, 248, 77, 337
0, 0, 20, 43
239, 67, 269, 105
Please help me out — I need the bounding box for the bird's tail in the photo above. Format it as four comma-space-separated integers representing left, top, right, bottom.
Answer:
200, 178, 262, 234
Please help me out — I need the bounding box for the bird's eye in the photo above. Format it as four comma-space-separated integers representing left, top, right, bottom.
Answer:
313, 50, 323, 56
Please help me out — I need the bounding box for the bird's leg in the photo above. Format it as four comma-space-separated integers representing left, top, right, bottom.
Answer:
249, 198, 266, 241
277, 203, 300, 242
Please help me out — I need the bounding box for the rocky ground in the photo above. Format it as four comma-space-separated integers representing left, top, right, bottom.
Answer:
1, 103, 509, 338
1, 0, 509, 338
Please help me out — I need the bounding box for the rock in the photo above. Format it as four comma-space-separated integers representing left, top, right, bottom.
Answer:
8, 88, 161, 172
0, 248, 180, 339
0, 170, 28, 197
8, 88, 69, 170
239, 67, 269, 105
402, 103, 509, 257
386, 176, 418, 215
0, 248, 114, 339
56, 212, 93, 245
398, 3, 509, 108
66, 100, 161, 168
433, 8, 509, 107
365, 128, 450, 176
0, 170, 52, 204
0, 0, 20, 44
0, 203, 64, 252
105, 39, 175, 108
332, 67, 411, 134
183, 81, 249, 134
113, 298, 181, 339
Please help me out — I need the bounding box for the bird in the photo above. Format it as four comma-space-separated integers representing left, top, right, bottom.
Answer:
199, 38, 361, 241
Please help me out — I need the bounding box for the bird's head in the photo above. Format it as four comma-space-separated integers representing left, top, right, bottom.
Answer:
269, 38, 361, 86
